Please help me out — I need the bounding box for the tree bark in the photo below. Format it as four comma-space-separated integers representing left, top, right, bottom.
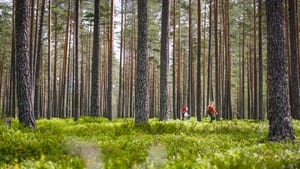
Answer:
15, 0, 36, 128
91, 0, 101, 117
135, 0, 149, 124
160, 0, 170, 121
266, 0, 295, 141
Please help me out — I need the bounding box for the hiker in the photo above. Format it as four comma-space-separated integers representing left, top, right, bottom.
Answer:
207, 102, 218, 123
181, 105, 190, 121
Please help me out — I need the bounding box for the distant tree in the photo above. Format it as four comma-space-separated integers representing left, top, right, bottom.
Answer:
9, 0, 16, 119
266, 0, 295, 141
135, 0, 149, 123
106, 0, 114, 120
74, 0, 80, 121
258, 0, 264, 120
214, 0, 220, 120
34, 0, 46, 119
207, 0, 213, 107
91, 0, 101, 117
47, 0, 52, 119
15, 0, 36, 128
196, 0, 202, 121
172, 0, 177, 119
60, 0, 71, 117
52, 2, 58, 117
176, 1, 182, 119
160, 0, 170, 121
253, 0, 258, 120
117, 0, 124, 118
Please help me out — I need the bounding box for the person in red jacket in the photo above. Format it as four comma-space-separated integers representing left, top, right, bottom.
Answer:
207, 101, 218, 123
181, 105, 190, 121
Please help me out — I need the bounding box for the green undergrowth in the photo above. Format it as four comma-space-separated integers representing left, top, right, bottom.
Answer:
0, 117, 300, 169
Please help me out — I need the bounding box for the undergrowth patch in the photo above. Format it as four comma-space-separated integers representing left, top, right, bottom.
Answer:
0, 117, 299, 168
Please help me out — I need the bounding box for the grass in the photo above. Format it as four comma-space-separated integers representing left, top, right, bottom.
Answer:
0, 117, 299, 169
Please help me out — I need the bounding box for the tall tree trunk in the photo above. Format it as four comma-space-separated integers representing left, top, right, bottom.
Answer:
176, 2, 182, 119
135, 0, 149, 124
258, 0, 264, 120
47, 0, 52, 119
130, 18, 136, 117
60, 0, 70, 117
188, 0, 194, 116
215, 0, 220, 119
172, 0, 177, 119
160, 0, 170, 121
107, 0, 114, 120
196, 0, 202, 121
202, 7, 207, 116
34, 0, 46, 119
53, 6, 58, 117
9, 0, 16, 119
207, 0, 213, 107
266, 0, 295, 141
241, 2, 246, 119
91, 0, 101, 117
117, 0, 124, 118
253, 0, 258, 120
288, 0, 300, 119
223, 0, 232, 119
15, 0, 37, 128
74, 0, 80, 121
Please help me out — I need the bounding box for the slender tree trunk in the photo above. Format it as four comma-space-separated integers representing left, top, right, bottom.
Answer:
223, 0, 232, 119
107, 0, 114, 120
196, 0, 202, 121
9, 0, 16, 119
59, 0, 70, 117
53, 7, 58, 117
188, 0, 194, 116
288, 0, 300, 119
266, 0, 295, 141
34, 0, 45, 119
117, 0, 124, 118
242, 3, 246, 119
207, 0, 213, 107
160, 0, 170, 121
202, 7, 207, 115
253, 0, 258, 120
91, 0, 101, 117
258, 0, 264, 120
215, 0, 220, 119
15, 0, 36, 128
74, 0, 80, 121
176, 2, 182, 119
47, 0, 51, 119
172, 0, 177, 119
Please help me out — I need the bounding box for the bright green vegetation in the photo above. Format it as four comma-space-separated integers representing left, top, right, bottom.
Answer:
0, 117, 300, 169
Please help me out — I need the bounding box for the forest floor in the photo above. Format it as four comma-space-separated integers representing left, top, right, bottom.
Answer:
0, 117, 300, 169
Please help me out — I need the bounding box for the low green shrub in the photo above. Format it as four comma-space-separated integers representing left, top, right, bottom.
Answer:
0, 118, 299, 169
